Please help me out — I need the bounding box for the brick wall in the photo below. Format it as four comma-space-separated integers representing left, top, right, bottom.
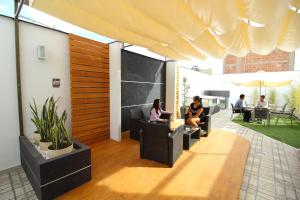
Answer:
223, 49, 295, 74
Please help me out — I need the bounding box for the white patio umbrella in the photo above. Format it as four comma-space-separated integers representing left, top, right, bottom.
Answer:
232, 71, 292, 95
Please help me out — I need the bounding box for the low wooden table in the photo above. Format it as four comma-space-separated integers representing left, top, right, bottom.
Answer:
183, 126, 201, 150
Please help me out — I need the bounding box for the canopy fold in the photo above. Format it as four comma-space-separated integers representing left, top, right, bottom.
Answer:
32, 0, 300, 61
278, 11, 300, 52
191, 30, 226, 59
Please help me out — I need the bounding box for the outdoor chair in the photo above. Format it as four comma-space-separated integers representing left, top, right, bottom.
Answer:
231, 103, 242, 119
272, 107, 296, 126
254, 107, 270, 126
130, 106, 170, 140
270, 103, 288, 125
270, 103, 287, 114
139, 121, 184, 167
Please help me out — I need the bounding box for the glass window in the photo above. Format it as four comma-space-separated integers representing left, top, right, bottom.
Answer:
0, 0, 14, 17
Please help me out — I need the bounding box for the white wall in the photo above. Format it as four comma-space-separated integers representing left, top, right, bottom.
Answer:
165, 61, 177, 117
20, 22, 71, 140
209, 71, 300, 107
0, 16, 71, 171
0, 17, 21, 171
178, 67, 210, 106
109, 42, 122, 141
177, 64, 300, 111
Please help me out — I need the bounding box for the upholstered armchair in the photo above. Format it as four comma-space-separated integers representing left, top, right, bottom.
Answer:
139, 121, 184, 167
130, 106, 170, 140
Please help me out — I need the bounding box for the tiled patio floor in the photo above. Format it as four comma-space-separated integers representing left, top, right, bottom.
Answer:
213, 110, 300, 200
1, 110, 299, 200
0, 166, 36, 200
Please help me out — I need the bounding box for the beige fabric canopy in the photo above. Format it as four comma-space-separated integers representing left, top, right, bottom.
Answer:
31, 0, 300, 61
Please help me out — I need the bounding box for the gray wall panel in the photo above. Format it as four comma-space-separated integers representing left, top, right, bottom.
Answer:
121, 50, 166, 83
121, 50, 166, 131
121, 82, 165, 107
203, 90, 230, 98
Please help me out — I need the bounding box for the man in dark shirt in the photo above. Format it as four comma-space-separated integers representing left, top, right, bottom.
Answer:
235, 94, 252, 122
235, 94, 245, 110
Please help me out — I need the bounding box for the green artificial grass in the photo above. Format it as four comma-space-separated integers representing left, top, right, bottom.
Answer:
232, 114, 300, 148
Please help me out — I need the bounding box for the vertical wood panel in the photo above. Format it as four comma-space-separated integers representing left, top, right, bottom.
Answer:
69, 34, 110, 145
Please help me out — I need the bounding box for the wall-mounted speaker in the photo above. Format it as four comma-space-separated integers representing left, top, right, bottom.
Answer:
37, 45, 46, 59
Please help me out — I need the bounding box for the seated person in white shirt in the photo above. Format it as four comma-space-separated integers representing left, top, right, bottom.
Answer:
257, 95, 268, 108
149, 99, 171, 123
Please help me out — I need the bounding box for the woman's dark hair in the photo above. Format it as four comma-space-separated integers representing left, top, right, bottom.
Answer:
152, 99, 161, 114
193, 96, 201, 102
240, 94, 245, 99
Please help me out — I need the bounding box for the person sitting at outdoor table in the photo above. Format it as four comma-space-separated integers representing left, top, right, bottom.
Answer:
255, 95, 269, 123
234, 94, 252, 122
234, 94, 245, 111
256, 95, 268, 108
149, 99, 171, 123
186, 96, 206, 127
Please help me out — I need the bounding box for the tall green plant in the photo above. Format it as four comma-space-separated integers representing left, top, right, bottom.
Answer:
268, 89, 277, 108
49, 110, 72, 150
295, 84, 300, 114
285, 84, 300, 113
42, 97, 59, 142
181, 77, 190, 107
252, 88, 259, 105
30, 99, 43, 136
30, 96, 59, 142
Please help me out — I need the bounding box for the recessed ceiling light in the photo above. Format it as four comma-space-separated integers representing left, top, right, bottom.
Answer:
161, 43, 168, 47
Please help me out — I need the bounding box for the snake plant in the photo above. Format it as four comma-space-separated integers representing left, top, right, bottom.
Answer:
30, 99, 43, 137
30, 96, 60, 142
30, 96, 72, 149
49, 110, 72, 150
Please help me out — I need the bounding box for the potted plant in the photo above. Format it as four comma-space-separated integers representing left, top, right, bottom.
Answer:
30, 100, 42, 145
180, 77, 190, 118
30, 97, 59, 150
47, 110, 73, 158
40, 97, 58, 150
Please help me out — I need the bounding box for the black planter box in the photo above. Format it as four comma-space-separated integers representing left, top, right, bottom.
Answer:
19, 136, 91, 200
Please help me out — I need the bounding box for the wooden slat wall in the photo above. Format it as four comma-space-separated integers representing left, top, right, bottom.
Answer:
69, 34, 110, 145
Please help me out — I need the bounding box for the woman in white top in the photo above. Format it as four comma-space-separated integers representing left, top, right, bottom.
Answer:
149, 99, 171, 122
257, 95, 268, 108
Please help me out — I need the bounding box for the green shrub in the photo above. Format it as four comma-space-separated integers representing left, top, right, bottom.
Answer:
284, 83, 300, 114
181, 77, 190, 107
252, 88, 259, 105
268, 89, 277, 109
